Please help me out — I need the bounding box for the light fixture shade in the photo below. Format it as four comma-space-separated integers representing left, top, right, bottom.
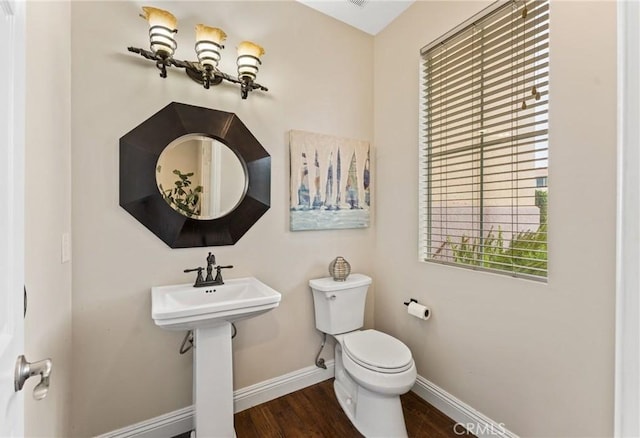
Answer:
195, 25, 227, 70
141, 6, 177, 57
237, 41, 265, 81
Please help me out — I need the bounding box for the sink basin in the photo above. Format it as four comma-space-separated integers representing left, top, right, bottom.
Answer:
151, 277, 281, 330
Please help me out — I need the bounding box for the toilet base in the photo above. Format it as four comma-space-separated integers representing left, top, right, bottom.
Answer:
333, 341, 409, 437
334, 378, 408, 438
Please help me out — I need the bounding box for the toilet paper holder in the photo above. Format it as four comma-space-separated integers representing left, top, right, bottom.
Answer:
404, 298, 431, 320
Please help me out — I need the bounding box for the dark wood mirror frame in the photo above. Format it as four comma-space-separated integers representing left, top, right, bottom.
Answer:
119, 102, 270, 248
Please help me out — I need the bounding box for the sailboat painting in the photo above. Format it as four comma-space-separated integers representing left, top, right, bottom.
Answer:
290, 130, 371, 231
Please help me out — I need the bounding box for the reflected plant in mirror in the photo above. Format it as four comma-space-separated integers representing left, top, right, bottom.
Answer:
157, 168, 203, 218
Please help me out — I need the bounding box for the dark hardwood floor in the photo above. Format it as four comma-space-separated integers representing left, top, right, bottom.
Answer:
176, 379, 473, 437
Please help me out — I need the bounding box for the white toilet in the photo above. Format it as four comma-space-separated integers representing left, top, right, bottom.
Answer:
310, 273, 417, 438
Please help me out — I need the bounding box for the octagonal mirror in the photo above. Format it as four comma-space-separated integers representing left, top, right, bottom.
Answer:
120, 102, 270, 248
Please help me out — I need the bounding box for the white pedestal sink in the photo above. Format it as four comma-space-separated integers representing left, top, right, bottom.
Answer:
151, 277, 281, 437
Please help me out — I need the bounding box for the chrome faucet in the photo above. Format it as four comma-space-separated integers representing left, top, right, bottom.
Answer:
185, 252, 234, 287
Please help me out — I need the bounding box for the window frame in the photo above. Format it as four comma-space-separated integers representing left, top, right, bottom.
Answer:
418, 0, 549, 281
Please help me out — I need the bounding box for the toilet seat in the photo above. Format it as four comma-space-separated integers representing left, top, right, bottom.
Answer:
343, 330, 413, 374
339, 339, 417, 396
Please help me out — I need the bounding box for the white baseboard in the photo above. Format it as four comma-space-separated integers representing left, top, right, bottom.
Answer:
411, 375, 518, 438
96, 360, 335, 438
234, 359, 335, 412
98, 366, 514, 438
94, 406, 194, 438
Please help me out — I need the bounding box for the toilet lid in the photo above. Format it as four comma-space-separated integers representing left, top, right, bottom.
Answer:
343, 330, 413, 372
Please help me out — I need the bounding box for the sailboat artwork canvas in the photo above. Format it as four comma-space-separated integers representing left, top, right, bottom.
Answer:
290, 130, 371, 231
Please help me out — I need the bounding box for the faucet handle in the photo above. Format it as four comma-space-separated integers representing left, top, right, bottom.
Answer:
184, 267, 205, 287
213, 265, 234, 285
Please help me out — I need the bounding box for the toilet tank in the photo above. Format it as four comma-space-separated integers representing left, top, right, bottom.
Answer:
309, 273, 372, 335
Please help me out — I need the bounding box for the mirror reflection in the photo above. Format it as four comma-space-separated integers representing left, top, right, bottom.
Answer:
156, 135, 246, 220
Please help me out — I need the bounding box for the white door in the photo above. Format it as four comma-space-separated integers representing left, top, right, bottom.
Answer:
615, 1, 640, 436
0, 0, 25, 435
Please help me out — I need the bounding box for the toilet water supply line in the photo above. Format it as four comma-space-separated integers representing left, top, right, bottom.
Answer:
179, 324, 238, 355
315, 332, 327, 369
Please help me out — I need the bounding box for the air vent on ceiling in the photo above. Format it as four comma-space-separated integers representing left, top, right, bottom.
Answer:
347, 0, 368, 8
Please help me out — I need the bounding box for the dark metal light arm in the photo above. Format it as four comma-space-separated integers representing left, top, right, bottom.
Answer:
127, 46, 268, 99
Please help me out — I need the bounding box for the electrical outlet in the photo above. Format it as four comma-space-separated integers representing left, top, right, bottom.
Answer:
61, 232, 71, 263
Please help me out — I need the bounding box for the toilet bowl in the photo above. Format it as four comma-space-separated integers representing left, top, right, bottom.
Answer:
310, 274, 417, 437
339, 330, 416, 394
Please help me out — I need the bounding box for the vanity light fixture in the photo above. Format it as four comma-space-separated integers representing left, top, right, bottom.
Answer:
128, 6, 268, 99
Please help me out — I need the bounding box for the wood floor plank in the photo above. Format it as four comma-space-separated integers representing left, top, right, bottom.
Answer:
246, 403, 286, 437
402, 391, 462, 438
301, 381, 361, 437
273, 395, 322, 437
177, 379, 474, 438
285, 386, 344, 436
234, 410, 261, 437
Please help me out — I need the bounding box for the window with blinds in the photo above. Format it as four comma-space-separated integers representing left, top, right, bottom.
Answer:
419, 0, 549, 280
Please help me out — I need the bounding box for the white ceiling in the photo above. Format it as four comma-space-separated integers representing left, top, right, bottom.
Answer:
296, 0, 415, 35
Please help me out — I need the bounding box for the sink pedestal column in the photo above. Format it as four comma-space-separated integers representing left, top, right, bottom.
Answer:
193, 323, 234, 437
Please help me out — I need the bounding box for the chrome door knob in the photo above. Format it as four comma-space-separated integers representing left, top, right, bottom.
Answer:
14, 355, 52, 400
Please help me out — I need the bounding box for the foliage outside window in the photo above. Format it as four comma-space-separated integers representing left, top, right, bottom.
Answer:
419, 0, 549, 280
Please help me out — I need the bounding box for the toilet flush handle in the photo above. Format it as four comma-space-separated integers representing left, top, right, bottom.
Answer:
326, 294, 337, 301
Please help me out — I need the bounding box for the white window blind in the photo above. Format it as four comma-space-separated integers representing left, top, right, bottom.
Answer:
419, 0, 549, 280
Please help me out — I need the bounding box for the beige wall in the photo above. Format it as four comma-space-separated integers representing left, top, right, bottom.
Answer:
24, 1, 73, 436
70, 1, 374, 435
373, 1, 616, 437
